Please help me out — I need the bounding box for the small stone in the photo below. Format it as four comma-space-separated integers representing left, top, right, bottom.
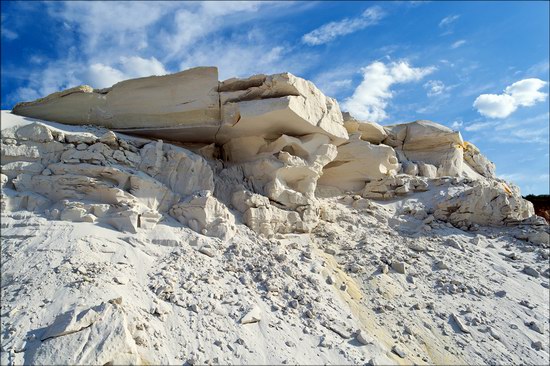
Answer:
76, 143, 88, 150
288, 300, 299, 309
326, 275, 335, 285
114, 276, 128, 285
391, 261, 406, 274
392, 345, 407, 358
523, 266, 540, 278
488, 327, 500, 340
435, 260, 449, 270
445, 238, 464, 251
532, 340, 543, 351
451, 313, 470, 333
381, 264, 389, 274
494, 290, 506, 298
526, 320, 544, 334
408, 242, 426, 252
199, 245, 215, 258
189, 304, 199, 313
285, 340, 296, 347
241, 305, 261, 324
109, 297, 123, 305
324, 248, 336, 255
356, 330, 373, 345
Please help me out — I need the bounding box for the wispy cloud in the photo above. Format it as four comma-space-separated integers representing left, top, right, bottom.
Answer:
342, 60, 435, 122
451, 39, 466, 49
5, 1, 305, 102
439, 14, 460, 28
302, 6, 385, 46
312, 67, 356, 97
439, 14, 460, 35
1, 14, 18, 40
450, 120, 463, 129
424, 80, 446, 96
473, 78, 548, 118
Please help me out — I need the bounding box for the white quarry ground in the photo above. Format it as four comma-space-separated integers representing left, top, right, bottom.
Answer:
0, 67, 549, 365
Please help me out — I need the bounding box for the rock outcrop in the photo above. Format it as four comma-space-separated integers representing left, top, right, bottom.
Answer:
1, 67, 548, 366
3, 67, 540, 235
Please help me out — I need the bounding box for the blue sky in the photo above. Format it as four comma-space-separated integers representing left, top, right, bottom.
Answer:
1, 1, 549, 194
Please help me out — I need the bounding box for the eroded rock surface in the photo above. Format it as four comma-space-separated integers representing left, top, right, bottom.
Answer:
1, 67, 548, 366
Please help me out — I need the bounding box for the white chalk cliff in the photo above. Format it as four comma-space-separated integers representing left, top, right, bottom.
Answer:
1, 67, 548, 365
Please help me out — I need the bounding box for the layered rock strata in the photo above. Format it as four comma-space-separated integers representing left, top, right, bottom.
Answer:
3, 67, 538, 235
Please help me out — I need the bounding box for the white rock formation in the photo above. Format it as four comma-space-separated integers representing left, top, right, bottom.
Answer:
319, 134, 399, 192
1, 67, 548, 366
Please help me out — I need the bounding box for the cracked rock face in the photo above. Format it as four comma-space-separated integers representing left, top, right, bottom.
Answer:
1, 67, 548, 366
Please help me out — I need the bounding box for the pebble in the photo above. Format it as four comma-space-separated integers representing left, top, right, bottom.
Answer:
408, 242, 426, 252
391, 261, 406, 274
494, 290, 506, 298
532, 340, 543, 351
241, 305, 261, 324
114, 276, 128, 285
526, 320, 544, 334
488, 327, 500, 340
326, 275, 335, 285
199, 245, 215, 258
355, 330, 373, 345
392, 345, 407, 358
451, 313, 470, 333
324, 248, 336, 255
435, 260, 449, 270
523, 266, 540, 278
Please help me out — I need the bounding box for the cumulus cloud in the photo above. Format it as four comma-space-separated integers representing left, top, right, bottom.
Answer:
342, 61, 435, 122
302, 7, 384, 46
473, 78, 548, 118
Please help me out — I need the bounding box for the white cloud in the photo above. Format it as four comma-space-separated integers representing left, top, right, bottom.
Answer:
463, 121, 497, 131
119, 56, 167, 78
302, 6, 384, 46
84, 63, 126, 88
473, 78, 548, 118
342, 60, 435, 122
313, 68, 356, 97
7, 1, 300, 102
451, 39, 466, 49
439, 15, 459, 28
473, 94, 517, 118
450, 120, 463, 129
424, 80, 445, 96
504, 78, 548, 106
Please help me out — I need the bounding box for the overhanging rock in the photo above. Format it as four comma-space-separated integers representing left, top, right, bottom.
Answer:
12, 67, 349, 146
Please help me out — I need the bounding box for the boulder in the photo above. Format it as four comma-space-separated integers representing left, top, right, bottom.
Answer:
170, 191, 235, 240
342, 112, 387, 144
462, 141, 496, 178
13, 67, 221, 141
12, 68, 349, 146
319, 134, 399, 192
434, 181, 534, 226
385, 120, 465, 177
218, 73, 348, 145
